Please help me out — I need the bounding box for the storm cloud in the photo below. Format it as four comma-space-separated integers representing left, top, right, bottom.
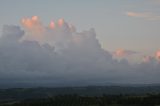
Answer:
0, 16, 160, 88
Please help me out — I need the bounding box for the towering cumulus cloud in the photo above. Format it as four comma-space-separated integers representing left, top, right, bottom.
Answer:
0, 16, 160, 88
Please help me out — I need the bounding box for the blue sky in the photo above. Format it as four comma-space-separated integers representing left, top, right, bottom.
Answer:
0, 0, 160, 57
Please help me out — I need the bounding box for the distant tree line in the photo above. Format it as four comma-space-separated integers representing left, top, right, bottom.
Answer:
1, 93, 160, 106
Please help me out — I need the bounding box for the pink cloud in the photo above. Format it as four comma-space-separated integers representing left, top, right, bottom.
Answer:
126, 12, 160, 21
113, 49, 137, 57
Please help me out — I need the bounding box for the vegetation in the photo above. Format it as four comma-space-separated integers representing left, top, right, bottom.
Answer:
1, 94, 160, 106
1, 86, 160, 106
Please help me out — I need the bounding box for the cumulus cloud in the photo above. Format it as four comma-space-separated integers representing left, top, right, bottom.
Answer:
126, 11, 160, 21
113, 49, 137, 57
156, 50, 160, 60
142, 56, 156, 64
0, 16, 160, 87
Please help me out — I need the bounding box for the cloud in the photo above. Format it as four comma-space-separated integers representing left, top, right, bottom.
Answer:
126, 12, 160, 21
113, 49, 137, 57
126, 12, 149, 18
156, 50, 160, 60
142, 56, 156, 63
0, 16, 160, 87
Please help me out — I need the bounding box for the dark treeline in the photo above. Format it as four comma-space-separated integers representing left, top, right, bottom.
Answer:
1, 94, 160, 106
1, 85, 160, 100
1, 86, 160, 106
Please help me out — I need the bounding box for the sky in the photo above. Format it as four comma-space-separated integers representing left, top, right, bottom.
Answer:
0, 0, 160, 87
0, 0, 160, 53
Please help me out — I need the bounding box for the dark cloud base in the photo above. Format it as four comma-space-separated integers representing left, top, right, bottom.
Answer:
0, 24, 160, 88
